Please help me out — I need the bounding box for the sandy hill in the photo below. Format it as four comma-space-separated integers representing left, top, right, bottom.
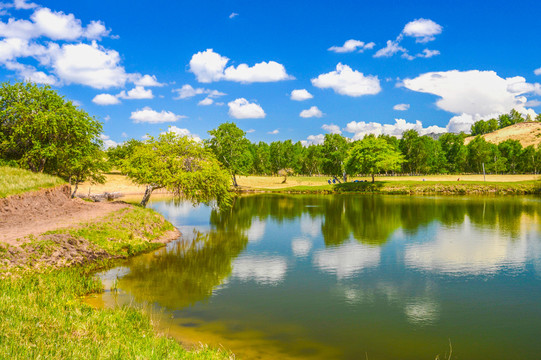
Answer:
464, 122, 541, 147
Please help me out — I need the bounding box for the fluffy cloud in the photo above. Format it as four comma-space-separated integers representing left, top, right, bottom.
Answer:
189, 48, 292, 83
198, 97, 213, 106
161, 126, 201, 142
172, 84, 225, 99
92, 93, 120, 105
300, 106, 323, 118
268, 129, 279, 134
328, 39, 375, 53
228, 98, 266, 119
403, 70, 538, 119
345, 118, 446, 140
535, 68, 541, 76
130, 107, 185, 123
393, 103, 410, 111
301, 134, 325, 146
99, 134, 118, 149
322, 124, 341, 134
118, 86, 153, 99
374, 40, 407, 58
51, 41, 128, 89
229, 12, 238, 19
0, 7, 110, 40
132, 74, 164, 87
311, 63, 381, 97
290, 89, 313, 101
403, 18, 443, 43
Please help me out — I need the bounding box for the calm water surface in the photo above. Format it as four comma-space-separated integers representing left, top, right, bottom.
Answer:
90, 194, 541, 359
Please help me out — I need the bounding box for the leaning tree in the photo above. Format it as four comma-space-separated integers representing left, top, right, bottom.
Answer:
121, 132, 233, 208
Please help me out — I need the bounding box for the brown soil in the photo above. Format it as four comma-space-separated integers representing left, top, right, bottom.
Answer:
464, 122, 541, 147
0, 185, 129, 246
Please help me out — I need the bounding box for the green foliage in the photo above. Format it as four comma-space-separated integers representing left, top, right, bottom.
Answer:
121, 132, 232, 208
207, 122, 252, 186
0, 166, 65, 198
106, 139, 143, 168
466, 136, 493, 173
321, 133, 349, 179
346, 136, 404, 182
0, 82, 107, 186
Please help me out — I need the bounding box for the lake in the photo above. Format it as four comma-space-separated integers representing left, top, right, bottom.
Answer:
89, 194, 541, 359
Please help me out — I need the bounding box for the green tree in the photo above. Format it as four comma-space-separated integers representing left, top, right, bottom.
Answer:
438, 133, 467, 173
106, 139, 143, 168
122, 132, 232, 208
471, 120, 488, 136
0, 82, 106, 190
253, 141, 271, 175
207, 122, 252, 187
345, 136, 404, 182
321, 133, 349, 182
498, 139, 523, 173
466, 136, 493, 173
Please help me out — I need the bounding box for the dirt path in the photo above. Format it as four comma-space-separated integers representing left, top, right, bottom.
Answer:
0, 185, 129, 246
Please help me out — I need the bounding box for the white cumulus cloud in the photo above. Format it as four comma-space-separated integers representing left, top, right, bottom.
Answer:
301, 134, 325, 147
311, 63, 381, 97
290, 89, 313, 101
189, 48, 292, 83
300, 106, 323, 118
132, 74, 164, 87
535, 68, 541, 76
374, 40, 407, 58
117, 86, 153, 99
328, 39, 375, 53
402, 70, 538, 123
228, 98, 266, 119
130, 107, 185, 123
198, 97, 213, 106
99, 134, 118, 149
92, 93, 120, 105
268, 129, 279, 134
322, 124, 341, 134
161, 126, 201, 142
403, 18, 443, 43
345, 118, 446, 140
172, 84, 226, 100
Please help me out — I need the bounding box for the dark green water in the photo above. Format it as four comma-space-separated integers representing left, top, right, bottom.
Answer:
91, 194, 541, 359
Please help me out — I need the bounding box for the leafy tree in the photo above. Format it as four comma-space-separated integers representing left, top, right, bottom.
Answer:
345, 136, 404, 182
536, 113, 541, 122
466, 136, 493, 173
498, 139, 523, 173
122, 133, 232, 208
321, 133, 349, 182
106, 139, 143, 168
252, 141, 271, 175
0, 82, 106, 191
471, 120, 488, 136
207, 122, 252, 187
438, 133, 467, 173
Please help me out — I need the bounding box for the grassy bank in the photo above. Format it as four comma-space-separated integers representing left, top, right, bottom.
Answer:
0, 166, 65, 198
0, 206, 232, 359
239, 179, 541, 195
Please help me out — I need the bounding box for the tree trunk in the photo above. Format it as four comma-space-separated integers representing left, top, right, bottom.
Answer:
71, 181, 79, 198
333, 176, 341, 184
371, 173, 375, 183
140, 185, 154, 207
343, 171, 347, 183
232, 174, 238, 187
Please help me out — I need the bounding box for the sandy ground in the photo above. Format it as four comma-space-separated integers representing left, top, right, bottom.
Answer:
464, 122, 541, 147
0, 185, 129, 246
77, 172, 170, 196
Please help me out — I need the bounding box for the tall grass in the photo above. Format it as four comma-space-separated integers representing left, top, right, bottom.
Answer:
0, 166, 65, 198
0, 267, 232, 359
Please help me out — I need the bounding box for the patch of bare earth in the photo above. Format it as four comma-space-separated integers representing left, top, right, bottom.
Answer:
0, 185, 129, 245
464, 122, 541, 147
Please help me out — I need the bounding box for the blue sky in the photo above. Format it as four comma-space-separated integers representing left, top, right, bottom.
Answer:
1, 0, 540, 147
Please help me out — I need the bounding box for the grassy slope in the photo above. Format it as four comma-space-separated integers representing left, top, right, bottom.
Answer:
464, 121, 541, 147
0, 203, 231, 358
0, 166, 66, 198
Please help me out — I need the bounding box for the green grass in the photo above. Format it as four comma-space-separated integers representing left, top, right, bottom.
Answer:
0, 206, 232, 359
246, 180, 541, 195
0, 166, 65, 198
0, 267, 232, 359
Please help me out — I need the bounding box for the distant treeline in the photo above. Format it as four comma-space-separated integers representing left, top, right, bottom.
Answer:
108, 118, 541, 181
